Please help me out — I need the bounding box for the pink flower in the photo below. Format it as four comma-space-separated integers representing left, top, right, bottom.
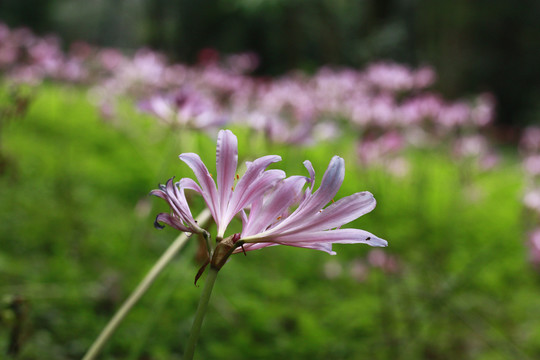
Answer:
151, 130, 387, 273
151, 177, 204, 234
138, 88, 227, 129
232, 156, 387, 255
175, 129, 285, 238
528, 229, 540, 267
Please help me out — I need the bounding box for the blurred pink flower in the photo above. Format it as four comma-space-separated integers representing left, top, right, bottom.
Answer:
523, 189, 540, 213
357, 131, 408, 175
139, 88, 227, 129
365, 62, 416, 92
367, 248, 400, 274
350, 260, 370, 282
524, 155, 540, 177
439, 102, 470, 128
453, 135, 489, 159
520, 126, 540, 154
471, 93, 495, 127
527, 229, 540, 267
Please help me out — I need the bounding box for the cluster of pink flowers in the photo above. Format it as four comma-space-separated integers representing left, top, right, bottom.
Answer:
113, 52, 496, 175
0, 22, 141, 86
152, 130, 387, 270
520, 126, 540, 267
0, 22, 498, 176
0, 23, 85, 84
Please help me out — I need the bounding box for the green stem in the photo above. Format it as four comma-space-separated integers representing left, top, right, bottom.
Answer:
183, 267, 219, 360
82, 209, 212, 360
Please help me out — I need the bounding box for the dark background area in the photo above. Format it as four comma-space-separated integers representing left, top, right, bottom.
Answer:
1, 0, 539, 128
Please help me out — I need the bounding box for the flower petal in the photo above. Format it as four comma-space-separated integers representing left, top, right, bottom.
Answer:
154, 213, 191, 232
242, 175, 307, 236
170, 179, 200, 229
282, 241, 336, 255
150, 178, 202, 232
232, 155, 282, 203
300, 156, 345, 213
179, 152, 220, 224
268, 156, 344, 234
166, 178, 191, 218
284, 191, 376, 234
223, 169, 286, 226
303, 159, 316, 194
216, 130, 238, 222
178, 178, 202, 193
238, 240, 336, 255
248, 228, 387, 248
219, 156, 284, 234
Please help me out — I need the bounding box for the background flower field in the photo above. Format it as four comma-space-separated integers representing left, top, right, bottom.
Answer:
0, 11, 539, 360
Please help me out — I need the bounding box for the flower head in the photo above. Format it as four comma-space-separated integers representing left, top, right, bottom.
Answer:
153, 129, 285, 239
150, 177, 204, 234
152, 130, 387, 272
232, 156, 387, 256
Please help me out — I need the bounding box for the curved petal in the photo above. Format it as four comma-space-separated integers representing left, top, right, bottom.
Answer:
257, 228, 387, 247
179, 152, 220, 223
216, 130, 238, 220
150, 179, 185, 220
230, 155, 282, 206
223, 169, 286, 225
219, 156, 284, 233
282, 191, 376, 234
268, 156, 345, 234
278, 241, 336, 255
234, 239, 336, 255
242, 175, 307, 236
178, 178, 202, 193
303, 159, 316, 194
166, 178, 191, 219
150, 178, 201, 232
299, 156, 345, 214
171, 180, 200, 229
154, 213, 191, 232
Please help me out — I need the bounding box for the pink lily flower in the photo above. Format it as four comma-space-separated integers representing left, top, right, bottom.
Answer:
150, 177, 204, 234
161, 129, 285, 238
233, 156, 387, 255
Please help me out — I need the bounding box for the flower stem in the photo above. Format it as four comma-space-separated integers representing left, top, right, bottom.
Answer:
82, 209, 212, 360
183, 266, 219, 360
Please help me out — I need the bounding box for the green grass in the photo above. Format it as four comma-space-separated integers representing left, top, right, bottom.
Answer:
0, 83, 536, 359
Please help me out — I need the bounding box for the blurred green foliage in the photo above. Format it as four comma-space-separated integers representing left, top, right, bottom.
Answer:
1, 0, 540, 127
1, 83, 538, 359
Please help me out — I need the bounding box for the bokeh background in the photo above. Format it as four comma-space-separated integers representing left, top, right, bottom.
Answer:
1, 1, 540, 359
